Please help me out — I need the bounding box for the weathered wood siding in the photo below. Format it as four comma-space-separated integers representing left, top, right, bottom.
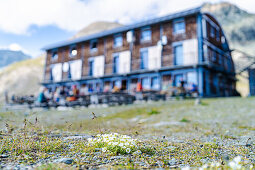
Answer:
44, 15, 198, 82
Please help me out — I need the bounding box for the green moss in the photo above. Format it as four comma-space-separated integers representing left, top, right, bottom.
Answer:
180, 118, 190, 123
238, 125, 255, 131
147, 108, 161, 115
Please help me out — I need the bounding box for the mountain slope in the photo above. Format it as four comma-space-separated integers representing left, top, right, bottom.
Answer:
0, 55, 44, 102
202, 2, 255, 56
0, 50, 31, 68
71, 21, 123, 40
0, 22, 122, 102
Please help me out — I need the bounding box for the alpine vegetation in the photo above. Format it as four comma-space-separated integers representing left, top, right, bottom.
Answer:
87, 133, 142, 155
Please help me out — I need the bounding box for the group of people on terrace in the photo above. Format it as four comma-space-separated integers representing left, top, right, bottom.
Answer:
37, 79, 198, 104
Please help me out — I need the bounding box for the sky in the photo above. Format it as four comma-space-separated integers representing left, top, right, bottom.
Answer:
0, 0, 254, 57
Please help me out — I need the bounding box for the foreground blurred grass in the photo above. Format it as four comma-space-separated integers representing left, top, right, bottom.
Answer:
0, 97, 254, 168
1, 97, 255, 136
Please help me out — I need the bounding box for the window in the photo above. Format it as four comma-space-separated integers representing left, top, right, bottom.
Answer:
114, 34, 123, 47
140, 49, 148, 69
212, 51, 217, 62
141, 77, 150, 90
210, 26, 215, 38
221, 36, 226, 43
174, 45, 183, 65
50, 67, 53, 81
51, 51, 58, 61
140, 27, 151, 42
187, 72, 197, 86
113, 54, 119, 73
151, 77, 160, 90
218, 54, 222, 65
216, 30, 220, 41
113, 80, 121, 88
174, 74, 183, 86
88, 83, 94, 92
89, 59, 94, 76
173, 20, 185, 34
90, 40, 98, 52
69, 47, 77, 58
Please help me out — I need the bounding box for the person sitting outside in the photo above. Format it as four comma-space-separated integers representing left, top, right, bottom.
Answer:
190, 83, 198, 97
136, 82, 143, 92
103, 85, 110, 93
73, 85, 79, 97
37, 87, 47, 104
53, 87, 61, 103
66, 85, 79, 102
177, 79, 186, 98
80, 84, 89, 96
112, 85, 120, 93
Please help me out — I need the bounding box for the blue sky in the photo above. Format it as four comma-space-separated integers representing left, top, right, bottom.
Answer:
0, 0, 254, 57
0, 25, 74, 56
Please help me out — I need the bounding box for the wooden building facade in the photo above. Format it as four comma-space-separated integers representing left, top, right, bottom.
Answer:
42, 7, 236, 97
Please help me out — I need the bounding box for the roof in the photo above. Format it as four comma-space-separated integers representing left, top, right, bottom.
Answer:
42, 6, 202, 51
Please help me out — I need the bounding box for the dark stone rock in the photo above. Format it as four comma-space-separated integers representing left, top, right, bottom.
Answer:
0, 155, 8, 158
55, 158, 74, 165
168, 158, 177, 166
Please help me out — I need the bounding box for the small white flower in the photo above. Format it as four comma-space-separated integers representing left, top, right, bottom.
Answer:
233, 156, 241, 164
229, 161, 236, 168
211, 162, 220, 167
201, 164, 208, 169
181, 166, 190, 170
102, 147, 107, 152
126, 148, 131, 153
229, 161, 241, 169
211, 162, 216, 167
132, 150, 142, 155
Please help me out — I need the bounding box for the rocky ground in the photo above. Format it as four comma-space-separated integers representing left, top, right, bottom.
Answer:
0, 97, 254, 169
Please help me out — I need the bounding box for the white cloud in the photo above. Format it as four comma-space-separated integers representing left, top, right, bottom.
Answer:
0, 43, 29, 54
9, 43, 23, 51
0, 0, 254, 35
